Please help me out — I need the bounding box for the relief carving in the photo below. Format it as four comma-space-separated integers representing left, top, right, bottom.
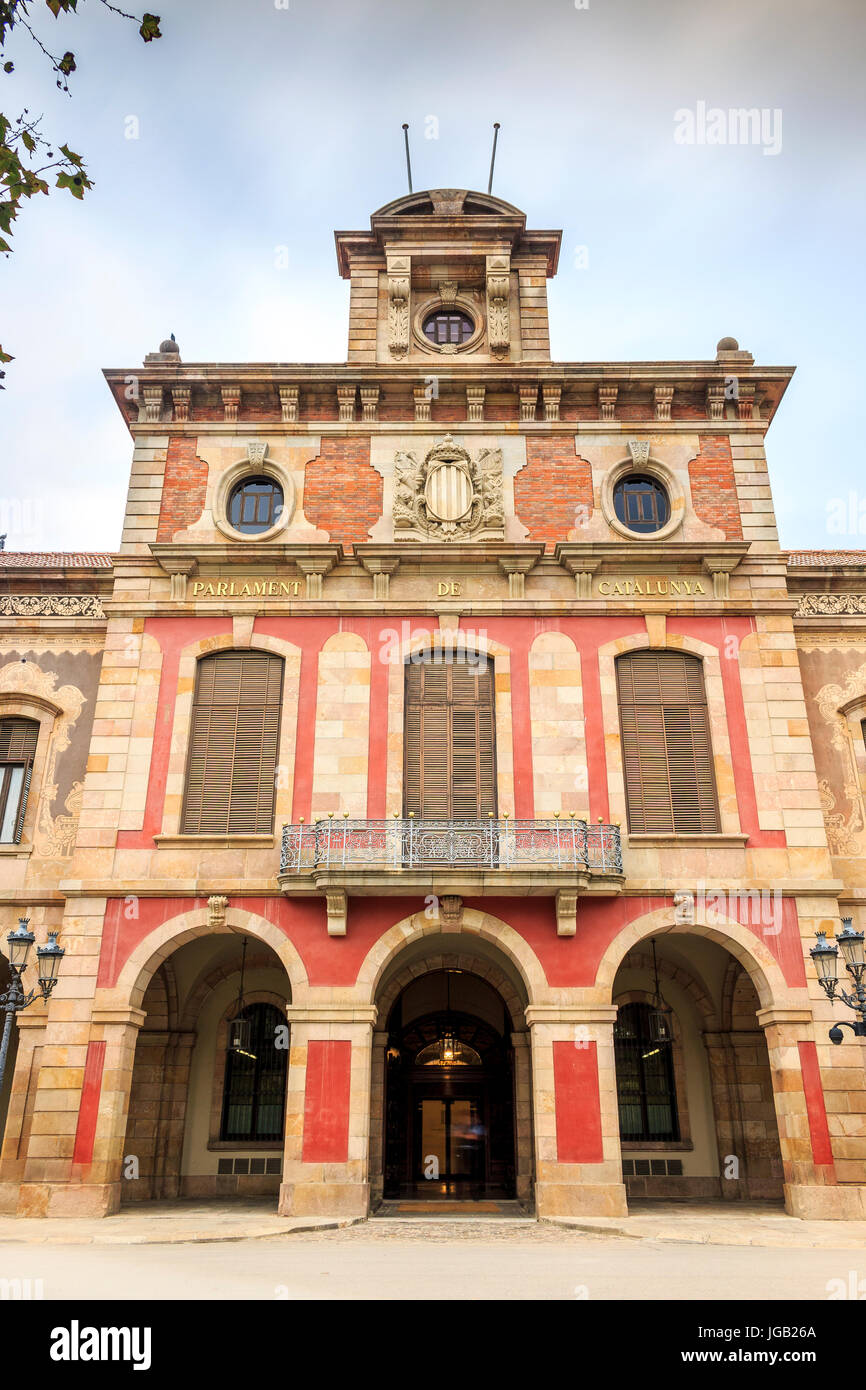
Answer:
486, 254, 510, 357
796, 593, 866, 617
0, 595, 105, 618
813, 661, 866, 856
387, 255, 410, 359
393, 435, 505, 542
0, 659, 87, 858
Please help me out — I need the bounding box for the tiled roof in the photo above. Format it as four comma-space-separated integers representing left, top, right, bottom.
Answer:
0, 552, 114, 568
788, 550, 866, 567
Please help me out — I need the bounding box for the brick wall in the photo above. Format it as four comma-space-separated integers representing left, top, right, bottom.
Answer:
155, 437, 208, 541
303, 437, 382, 550
514, 437, 594, 550
688, 435, 743, 538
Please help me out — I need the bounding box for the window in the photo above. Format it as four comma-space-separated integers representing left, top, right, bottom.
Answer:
612, 474, 670, 534
227, 476, 284, 535
181, 651, 283, 835
0, 718, 38, 844
404, 652, 496, 818
422, 309, 474, 347
616, 651, 721, 833
614, 1002, 679, 1142
220, 1003, 287, 1142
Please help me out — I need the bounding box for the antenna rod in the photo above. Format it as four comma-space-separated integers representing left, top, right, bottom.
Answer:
487, 122, 501, 194
402, 123, 413, 194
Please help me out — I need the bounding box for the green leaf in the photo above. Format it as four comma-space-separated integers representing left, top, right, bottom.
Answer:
0, 236, 10, 253
0, 347, 15, 364
139, 13, 161, 41
0, 201, 14, 233
56, 170, 85, 198
58, 143, 83, 165
58, 51, 77, 76
21, 130, 36, 154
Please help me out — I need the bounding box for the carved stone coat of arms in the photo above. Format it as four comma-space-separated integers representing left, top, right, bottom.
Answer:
393, 435, 505, 541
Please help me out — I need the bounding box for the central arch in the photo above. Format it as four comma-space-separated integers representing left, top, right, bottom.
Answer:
365, 918, 537, 1209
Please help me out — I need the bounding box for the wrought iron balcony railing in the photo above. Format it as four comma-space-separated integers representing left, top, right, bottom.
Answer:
279, 817, 623, 877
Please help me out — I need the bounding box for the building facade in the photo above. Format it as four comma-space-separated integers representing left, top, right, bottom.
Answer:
1, 188, 865, 1221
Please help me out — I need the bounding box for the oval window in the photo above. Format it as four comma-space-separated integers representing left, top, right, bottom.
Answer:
613, 474, 670, 534
227, 476, 284, 535
422, 309, 474, 347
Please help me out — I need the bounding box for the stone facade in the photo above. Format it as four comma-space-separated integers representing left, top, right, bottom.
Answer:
0, 191, 864, 1221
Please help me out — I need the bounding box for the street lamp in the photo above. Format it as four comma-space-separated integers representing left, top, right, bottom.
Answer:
0, 919, 65, 1093
810, 918, 866, 1044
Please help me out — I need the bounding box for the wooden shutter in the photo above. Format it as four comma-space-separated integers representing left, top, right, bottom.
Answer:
404, 654, 496, 818
616, 651, 720, 833
0, 718, 39, 843
181, 652, 283, 834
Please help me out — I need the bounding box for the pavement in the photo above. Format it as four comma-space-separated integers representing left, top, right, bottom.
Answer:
0, 1196, 864, 1249
2, 1221, 864, 1301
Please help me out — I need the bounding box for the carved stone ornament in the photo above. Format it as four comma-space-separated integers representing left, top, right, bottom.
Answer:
387, 255, 410, 359
246, 441, 268, 468
796, 593, 866, 616
208, 895, 228, 928
393, 435, 505, 542
486, 254, 510, 357
627, 439, 651, 468
0, 595, 105, 618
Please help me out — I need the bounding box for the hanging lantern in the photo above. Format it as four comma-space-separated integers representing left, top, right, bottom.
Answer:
228, 939, 256, 1057
647, 938, 674, 1044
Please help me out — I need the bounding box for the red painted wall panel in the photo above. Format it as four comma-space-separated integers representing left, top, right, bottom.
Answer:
302, 1039, 352, 1163
553, 1039, 604, 1163
797, 1040, 835, 1168
72, 1040, 106, 1166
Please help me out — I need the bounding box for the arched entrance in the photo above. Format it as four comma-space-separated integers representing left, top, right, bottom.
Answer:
611, 931, 786, 1203
121, 930, 291, 1205
370, 933, 533, 1208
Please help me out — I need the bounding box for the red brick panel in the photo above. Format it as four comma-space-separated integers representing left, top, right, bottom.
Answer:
155, 437, 208, 541
688, 435, 743, 538
301, 1040, 352, 1163
797, 1041, 835, 1169
72, 1040, 107, 1166
303, 438, 382, 551
553, 1040, 604, 1163
513, 437, 594, 551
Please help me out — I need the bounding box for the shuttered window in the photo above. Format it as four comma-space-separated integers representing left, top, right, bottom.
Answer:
0, 717, 39, 844
616, 651, 720, 834
181, 652, 283, 835
404, 653, 496, 819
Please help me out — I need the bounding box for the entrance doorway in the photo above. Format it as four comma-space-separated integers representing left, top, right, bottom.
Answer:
383, 975, 517, 1201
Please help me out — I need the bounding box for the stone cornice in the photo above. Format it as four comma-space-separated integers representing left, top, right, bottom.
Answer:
555, 540, 751, 574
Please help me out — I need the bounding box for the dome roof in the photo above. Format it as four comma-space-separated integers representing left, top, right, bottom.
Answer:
373, 188, 524, 219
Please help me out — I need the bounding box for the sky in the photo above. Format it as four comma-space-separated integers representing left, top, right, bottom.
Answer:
1, 0, 865, 552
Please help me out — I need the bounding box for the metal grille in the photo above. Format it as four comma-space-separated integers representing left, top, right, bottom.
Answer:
280, 817, 623, 875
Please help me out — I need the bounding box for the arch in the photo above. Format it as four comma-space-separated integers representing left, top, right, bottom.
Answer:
595, 905, 805, 1015
597, 631, 738, 834
356, 905, 546, 1012
161, 631, 302, 837
615, 946, 716, 1026
376, 950, 527, 1033
97, 906, 309, 1014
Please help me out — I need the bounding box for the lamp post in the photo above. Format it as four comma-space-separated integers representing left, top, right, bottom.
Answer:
810, 918, 866, 1044
0, 918, 65, 1094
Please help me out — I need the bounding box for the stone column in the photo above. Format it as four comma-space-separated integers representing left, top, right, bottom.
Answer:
759, 1006, 866, 1219
17, 1005, 144, 1217
0, 1010, 47, 1211
279, 1004, 375, 1219
368, 1029, 388, 1207
511, 1030, 534, 1205
527, 1004, 627, 1218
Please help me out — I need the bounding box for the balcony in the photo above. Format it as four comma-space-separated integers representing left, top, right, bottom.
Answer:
278, 818, 625, 936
